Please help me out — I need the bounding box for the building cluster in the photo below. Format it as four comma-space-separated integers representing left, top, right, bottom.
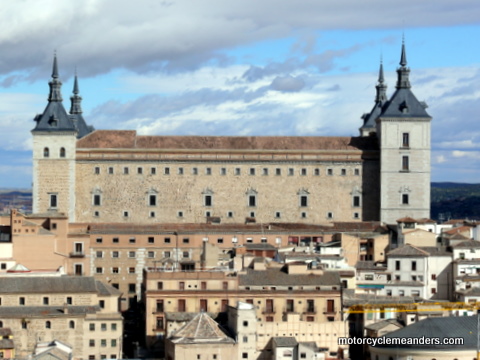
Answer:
0, 41, 478, 360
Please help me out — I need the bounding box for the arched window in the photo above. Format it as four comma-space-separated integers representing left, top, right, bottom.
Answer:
69, 320, 75, 329
43, 147, 49, 158
45, 321, 51, 329
60, 147, 66, 158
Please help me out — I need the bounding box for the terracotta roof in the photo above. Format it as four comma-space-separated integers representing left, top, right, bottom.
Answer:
443, 226, 472, 236
396, 217, 417, 223
416, 218, 436, 224
355, 261, 387, 270
77, 130, 379, 151
170, 312, 234, 344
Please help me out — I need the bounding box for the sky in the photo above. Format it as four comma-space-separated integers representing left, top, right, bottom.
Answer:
1, 0, 480, 188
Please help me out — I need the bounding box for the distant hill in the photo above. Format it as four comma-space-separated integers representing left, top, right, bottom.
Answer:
431, 182, 480, 221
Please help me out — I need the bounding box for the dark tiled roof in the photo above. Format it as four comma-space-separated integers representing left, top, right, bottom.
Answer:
0, 339, 14, 349
0, 276, 98, 294
355, 261, 386, 270
95, 280, 122, 296
380, 87, 430, 119
273, 337, 298, 347
365, 319, 403, 331
239, 268, 340, 287
378, 316, 477, 349
0, 328, 12, 336
387, 244, 429, 257
453, 240, 480, 249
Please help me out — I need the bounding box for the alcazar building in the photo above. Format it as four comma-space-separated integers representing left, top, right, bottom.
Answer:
31, 42, 431, 225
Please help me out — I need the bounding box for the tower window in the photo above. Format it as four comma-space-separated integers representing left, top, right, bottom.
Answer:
60, 147, 66, 158
402, 194, 409, 205
402, 133, 410, 147
49, 194, 58, 208
353, 195, 360, 207
149, 194, 157, 206
402, 156, 409, 171
44, 147, 50, 158
93, 194, 101, 206
204, 195, 212, 207
300, 195, 308, 207
248, 195, 256, 207
227, 211, 233, 218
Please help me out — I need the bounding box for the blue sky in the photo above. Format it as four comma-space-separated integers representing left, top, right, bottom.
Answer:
0, 0, 480, 188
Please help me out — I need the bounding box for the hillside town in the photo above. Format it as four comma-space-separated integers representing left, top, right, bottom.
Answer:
0, 42, 479, 360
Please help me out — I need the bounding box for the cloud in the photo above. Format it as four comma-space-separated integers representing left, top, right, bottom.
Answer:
0, 0, 479, 82
270, 75, 305, 92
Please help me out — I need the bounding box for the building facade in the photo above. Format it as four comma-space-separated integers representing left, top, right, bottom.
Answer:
31, 43, 431, 225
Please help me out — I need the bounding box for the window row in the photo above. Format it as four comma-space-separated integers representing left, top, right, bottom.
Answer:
88, 339, 118, 347
93, 165, 361, 177
14, 296, 73, 306
89, 323, 118, 331
43, 147, 66, 158
91, 192, 362, 209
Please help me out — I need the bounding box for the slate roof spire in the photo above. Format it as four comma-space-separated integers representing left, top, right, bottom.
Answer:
396, 38, 411, 89
48, 52, 63, 102
375, 60, 388, 103
70, 70, 83, 114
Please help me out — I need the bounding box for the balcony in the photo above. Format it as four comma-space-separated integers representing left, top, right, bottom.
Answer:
323, 307, 336, 315
303, 306, 316, 314
283, 307, 297, 314
69, 251, 85, 258
262, 307, 275, 314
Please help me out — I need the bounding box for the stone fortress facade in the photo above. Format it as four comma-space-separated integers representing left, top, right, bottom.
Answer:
32, 42, 431, 225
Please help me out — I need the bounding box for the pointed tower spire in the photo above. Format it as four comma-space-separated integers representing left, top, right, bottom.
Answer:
70, 69, 83, 114
396, 37, 411, 89
48, 52, 63, 102
375, 60, 388, 103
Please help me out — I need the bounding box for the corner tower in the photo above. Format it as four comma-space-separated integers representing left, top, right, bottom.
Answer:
32, 55, 78, 220
376, 41, 431, 223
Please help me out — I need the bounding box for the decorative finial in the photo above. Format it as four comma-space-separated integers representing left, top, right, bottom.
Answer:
378, 56, 384, 84
52, 50, 59, 79
73, 68, 79, 95
400, 35, 407, 67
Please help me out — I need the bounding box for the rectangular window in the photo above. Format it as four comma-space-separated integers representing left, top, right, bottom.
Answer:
123, 167, 129, 175
96, 267, 103, 274
402, 133, 409, 147
93, 194, 102, 206
101, 323, 107, 331
183, 238, 189, 244
66, 297, 72, 305
300, 195, 308, 207
206, 168, 212, 175
164, 167, 170, 175
149, 195, 156, 206
128, 267, 135, 274
137, 167, 143, 174
95, 167, 100, 175
151, 167, 156, 175
248, 195, 256, 207
395, 260, 401, 271
89, 340, 95, 347
411, 261, 417, 271
129, 237, 136, 243
148, 251, 155, 258
220, 167, 226, 175
204, 195, 212, 207
249, 168, 255, 175
164, 251, 171, 258
101, 339, 107, 347
148, 237, 154, 243
314, 168, 320, 176
353, 196, 360, 207
111, 339, 117, 347
327, 168, 333, 175
192, 167, 198, 175
112, 251, 119, 258
19, 297, 25, 305
157, 282, 163, 290
50, 194, 58, 208
108, 167, 114, 174
341, 168, 346, 176
111, 323, 117, 331
354, 168, 360, 176
164, 237, 171, 244
128, 251, 136, 258
128, 284, 136, 293
275, 168, 281, 176
262, 168, 268, 175
43, 297, 49, 305
402, 194, 409, 205
112, 267, 119, 274
178, 167, 184, 175
235, 168, 241, 175
402, 156, 409, 171
112, 237, 119, 243
288, 168, 294, 176
301, 168, 307, 176
89, 323, 95, 331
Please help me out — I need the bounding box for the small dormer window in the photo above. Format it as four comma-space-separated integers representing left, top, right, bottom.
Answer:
49, 116, 58, 127
399, 101, 409, 114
